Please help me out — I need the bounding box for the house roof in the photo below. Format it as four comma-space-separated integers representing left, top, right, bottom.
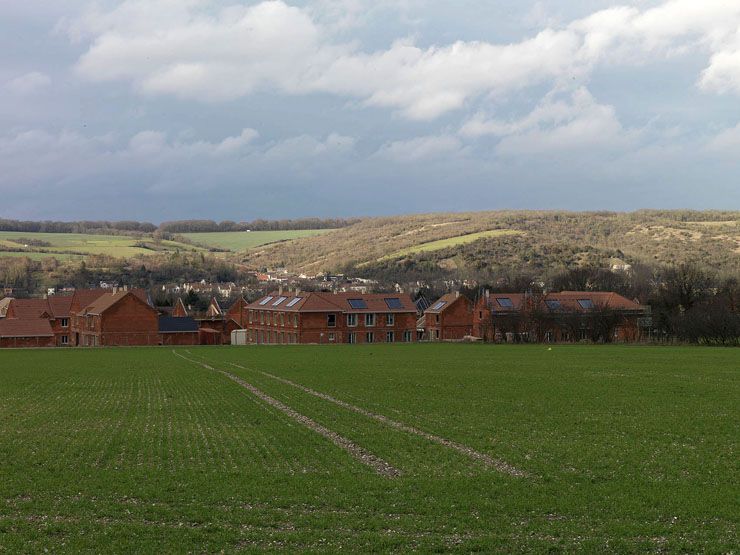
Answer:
7, 298, 52, 320
70, 289, 108, 312
480, 291, 643, 313
205, 298, 223, 318
47, 295, 73, 318
82, 290, 154, 315
0, 318, 54, 338
247, 291, 416, 313
159, 316, 199, 333
425, 293, 470, 314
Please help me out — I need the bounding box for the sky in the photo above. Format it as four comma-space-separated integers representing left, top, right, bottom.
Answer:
1, 0, 739, 222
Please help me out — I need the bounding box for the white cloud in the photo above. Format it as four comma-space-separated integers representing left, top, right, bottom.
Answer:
66, 0, 740, 121
375, 134, 462, 161
6, 72, 51, 94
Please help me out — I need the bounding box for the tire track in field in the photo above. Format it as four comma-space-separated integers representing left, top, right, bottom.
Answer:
172, 351, 400, 478
228, 362, 527, 478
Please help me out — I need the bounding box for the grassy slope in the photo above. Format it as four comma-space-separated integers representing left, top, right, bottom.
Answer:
181, 229, 332, 251
0, 231, 199, 259
1, 345, 737, 552
379, 229, 521, 260
241, 210, 740, 274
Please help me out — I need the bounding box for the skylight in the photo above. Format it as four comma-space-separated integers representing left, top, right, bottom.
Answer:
431, 301, 447, 311
384, 298, 403, 309
348, 299, 368, 309
545, 300, 562, 310
286, 297, 302, 308
497, 298, 514, 308
272, 296, 288, 306
578, 299, 594, 309
258, 296, 274, 306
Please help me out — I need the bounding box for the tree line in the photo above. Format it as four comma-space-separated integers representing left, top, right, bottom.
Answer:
157, 218, 361, 233
0, 219, 157, 234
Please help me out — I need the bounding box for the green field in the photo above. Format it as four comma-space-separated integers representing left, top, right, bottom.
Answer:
0, 231, 199, 259
181, 230, 333, 252
380, 229, 522, 261
0, 345, 737, 552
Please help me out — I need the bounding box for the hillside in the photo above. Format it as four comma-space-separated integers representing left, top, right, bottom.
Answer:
241, 210, 740, 278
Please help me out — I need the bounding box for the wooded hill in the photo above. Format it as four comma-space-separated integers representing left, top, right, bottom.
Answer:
241, 210, 740, 280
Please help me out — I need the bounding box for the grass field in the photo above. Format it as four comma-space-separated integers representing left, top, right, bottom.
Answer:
181, 230, 333, 252
0, 231, 199, 259
0, 345, 737, 552
380, 229, 522, 260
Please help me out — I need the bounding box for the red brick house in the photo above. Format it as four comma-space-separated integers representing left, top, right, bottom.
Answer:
424, 292, 474, 341
242, 290, 417, 345
473, 291, 650, 343
74, 290, 160, 347
197, 297, 240, 345
0, 319, 55, 348
6, 296, 73, 347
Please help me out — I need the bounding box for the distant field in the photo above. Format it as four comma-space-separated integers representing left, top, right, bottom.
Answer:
0, 344, 737, 552
181, 229, 333, 251
0, 231, 199, 260
382, 229, 521, 260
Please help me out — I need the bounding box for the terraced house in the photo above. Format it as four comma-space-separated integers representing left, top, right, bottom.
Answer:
241, 290, 418, 345
472, 290, 650, 343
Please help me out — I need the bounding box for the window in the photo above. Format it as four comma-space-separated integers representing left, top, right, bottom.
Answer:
403, 330, 413, 342
348, 299, 368, 309
328, 332, 335, 342
293, 314, 298, 328
431, 301, 446, 311
272, 296, 288, 306
497, 298, 514, 308
286, 297, 302, 307
545, 300, 562, 310
61, 335, 68, 345
259, 296, 274, 306
60, 318, 69, 328
347, 313, 357, 327
386, 313, 395, 326
327, 314, 336, 327
544, 331, 553, 342
348, 332, 357, 344
260, 311, 264, 324
249, 310, 253, 323
579, 329, 589, 340
366, 332, 375, 343
384, 298, 403, 309
365, 313, 376, 327
578, 299, 594, 309
386, 331, 395, 343
273, 312, 279, 326
280, 313, 285, 326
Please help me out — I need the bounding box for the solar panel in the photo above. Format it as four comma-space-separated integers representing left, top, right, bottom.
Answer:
545, 300, 561, 310
286, 297, 302, 308
431, 301, 447, 311
384, 298, 403, 309
258, 296, 274, 306
578, 299, 594, 309
272, 296, 288, 306
497, 298, 514, 308
347, 299, 368, 309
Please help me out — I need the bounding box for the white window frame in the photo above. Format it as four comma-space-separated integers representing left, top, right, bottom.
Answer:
386, 313, 394, 326
365, 313, 376, 327
347, 314, 358, 327
386, 331, 394, 343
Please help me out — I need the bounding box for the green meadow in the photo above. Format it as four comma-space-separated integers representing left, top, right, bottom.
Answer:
181, 229, 333, 252
0, 344, 737, 552
0, 231, 199, 259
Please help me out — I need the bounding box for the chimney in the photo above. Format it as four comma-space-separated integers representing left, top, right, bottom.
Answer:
455, 291, 460, 299
295, 288, 301, 296
123, 285, 128, 292
112, 286, 118, 295
485, 289, 490, 298
279, 285, 283, 295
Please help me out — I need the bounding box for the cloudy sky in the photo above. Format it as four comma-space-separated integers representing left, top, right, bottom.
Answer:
1, 0, 739, 221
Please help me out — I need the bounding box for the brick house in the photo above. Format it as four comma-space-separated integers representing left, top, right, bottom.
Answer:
197, 297, 240, 345
6, 296, 73, 347
424, 292, 474, 341
473, 290, 650, 343
242, 290, 417, 345
0, 319, 55, 348
74, 289, 160, 347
